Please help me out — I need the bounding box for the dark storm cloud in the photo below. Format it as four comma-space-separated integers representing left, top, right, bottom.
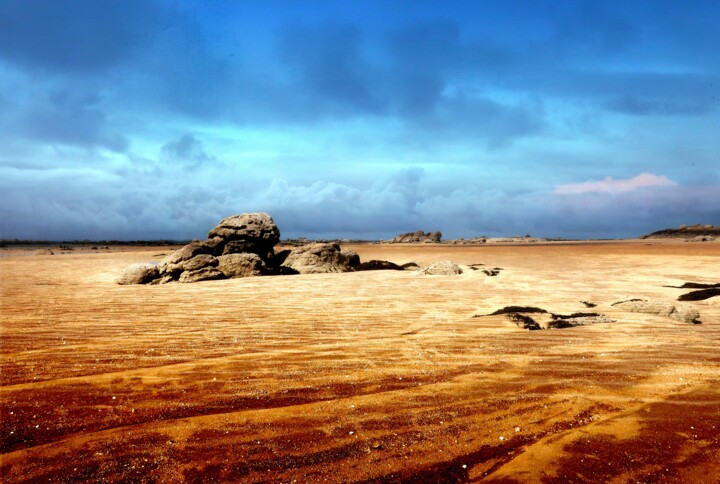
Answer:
0, 0, 162, 72
269, 20, 542, 145
160, 134, 216, 167
277, 24, 384, 116
21, 89, 128, 152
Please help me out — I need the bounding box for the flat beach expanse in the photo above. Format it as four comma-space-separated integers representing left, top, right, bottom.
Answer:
1, 241, 718, 482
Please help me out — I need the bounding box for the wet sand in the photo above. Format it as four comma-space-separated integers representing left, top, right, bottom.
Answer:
1, 241, 718, 482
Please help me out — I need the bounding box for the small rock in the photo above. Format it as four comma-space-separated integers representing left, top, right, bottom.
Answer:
420, 260, 463, 275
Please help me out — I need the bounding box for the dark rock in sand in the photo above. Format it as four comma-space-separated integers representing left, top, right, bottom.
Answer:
118, 263, 159, 285
342, 250, 361, 268
179, 266, 225, 283
546, 313, 613, 329
508, 313, 542, 330
281, 243, 354, 274
485, 306, 548, 316
671, 282, 720, 289
217, 253, 266, 278
678, 288, 720, 301
482, 268, 503, 276
356, 260, 404, 271
401, 262, 421, 271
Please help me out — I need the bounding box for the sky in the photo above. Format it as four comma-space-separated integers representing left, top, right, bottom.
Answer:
0, 0, 718, 240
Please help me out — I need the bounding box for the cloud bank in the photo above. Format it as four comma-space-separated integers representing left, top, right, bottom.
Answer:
0, 1, 718, 240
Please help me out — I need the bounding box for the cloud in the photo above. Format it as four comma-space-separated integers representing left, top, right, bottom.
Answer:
553, 173, 677, 195
160, 134, 216, 167
20, 88, 128, 152
0, 0, 162, 72
277, 24, 383, 116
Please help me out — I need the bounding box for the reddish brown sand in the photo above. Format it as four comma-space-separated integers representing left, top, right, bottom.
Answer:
1, 241, 719, 482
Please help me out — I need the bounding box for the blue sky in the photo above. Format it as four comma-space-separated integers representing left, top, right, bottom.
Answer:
1, 0, 718, 240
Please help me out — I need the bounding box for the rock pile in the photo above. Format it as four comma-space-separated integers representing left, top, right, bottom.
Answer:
118, 213, 421, 284
389, 230, 442, 244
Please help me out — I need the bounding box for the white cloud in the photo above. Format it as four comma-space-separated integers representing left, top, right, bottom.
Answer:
553, 172, 676, 195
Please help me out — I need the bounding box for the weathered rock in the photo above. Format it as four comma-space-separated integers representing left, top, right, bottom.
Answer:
205, 237, 226, 255
390, 230, 442, 244
223, 240, 263, 256
182, 254, 218, 272
208, 212, 280, 252
342, 250, 361, 268
178, 266, 225, 283
420, 260, 463, 275
281, 243, 353, 274
158, 240, 216, 275
217, 253, 265, 278
149, 274, 175, 285
546, 313, 613, 329
117, 263, 159, 285
612, 299, 701, 324
356, 260, 403, 271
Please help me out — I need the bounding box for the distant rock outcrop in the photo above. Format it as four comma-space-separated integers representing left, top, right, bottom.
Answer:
643, 224, 720, 241
389, 230, 442, 244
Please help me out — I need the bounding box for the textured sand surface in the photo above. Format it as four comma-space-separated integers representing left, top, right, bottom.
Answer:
1, 242, 719, 482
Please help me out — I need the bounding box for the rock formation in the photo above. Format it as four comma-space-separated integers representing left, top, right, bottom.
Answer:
643, 224, 720, 240
389, 230, 442, 244
118, 212, 281, 284
611, 299, 701, 324
117, 213, 376, 283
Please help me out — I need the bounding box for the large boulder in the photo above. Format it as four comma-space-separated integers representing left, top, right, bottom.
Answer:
118, 263, 159, 285
281, 243, 353, 274
217, 253, 265, 278
179, 266, 225, 283
208, 212, 280, 254
420, 260, 463, 275
158, 240, 217, 276
611, 299, 701, 324
182, 254, 218, 272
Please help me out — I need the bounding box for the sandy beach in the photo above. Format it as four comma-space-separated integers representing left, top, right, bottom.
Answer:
1, 241, 718, 482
